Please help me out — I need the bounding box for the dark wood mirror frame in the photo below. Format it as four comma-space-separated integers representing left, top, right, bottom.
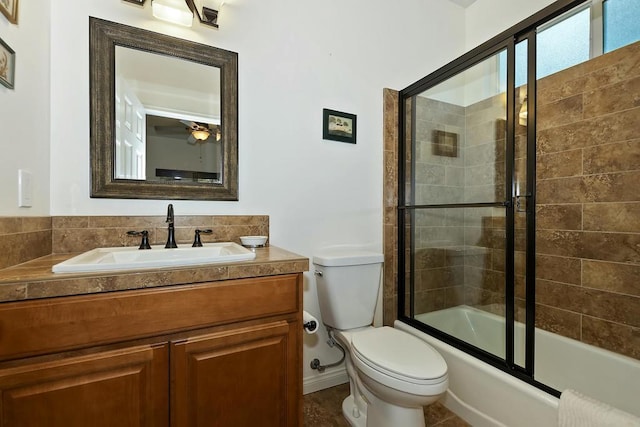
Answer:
89, 17, 238, 200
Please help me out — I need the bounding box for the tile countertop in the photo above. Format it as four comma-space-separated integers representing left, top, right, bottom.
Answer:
0, 246, 309, 303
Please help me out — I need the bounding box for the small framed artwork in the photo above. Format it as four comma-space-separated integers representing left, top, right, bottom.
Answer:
0, 0, 18, 24
0, 37, 15, 89
432, 130, 458, 157
323, 108, 357, 144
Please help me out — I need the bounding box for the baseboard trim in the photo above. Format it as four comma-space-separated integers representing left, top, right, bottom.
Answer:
303, 368, 349, 395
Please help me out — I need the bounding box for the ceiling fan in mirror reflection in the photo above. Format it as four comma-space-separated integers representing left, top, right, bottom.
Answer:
180, 120, 222, 144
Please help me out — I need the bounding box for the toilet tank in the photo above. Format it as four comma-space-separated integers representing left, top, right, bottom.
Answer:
313, 249, 384, 330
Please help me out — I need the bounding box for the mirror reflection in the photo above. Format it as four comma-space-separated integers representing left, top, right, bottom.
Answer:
90, 17, 238, 200
115, 46, 222, 183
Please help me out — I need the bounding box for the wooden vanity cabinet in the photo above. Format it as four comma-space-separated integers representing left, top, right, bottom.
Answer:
0, 273, 303, 427
0, 343, 169, 427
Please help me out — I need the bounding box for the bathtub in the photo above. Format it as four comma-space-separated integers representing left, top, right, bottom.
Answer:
395, 305, 640, 427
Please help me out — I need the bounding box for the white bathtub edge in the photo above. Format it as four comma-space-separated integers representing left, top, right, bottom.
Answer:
442, 388, 507, 427
395, 320, 560, 427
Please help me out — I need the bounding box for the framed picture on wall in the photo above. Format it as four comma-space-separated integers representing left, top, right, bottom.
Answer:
0, 36, 15, 89
0, 0, 18, 24
323, 109, 357, 144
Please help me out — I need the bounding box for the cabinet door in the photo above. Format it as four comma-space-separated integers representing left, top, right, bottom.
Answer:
171, 321, 299, 427
0, 343, 168, 427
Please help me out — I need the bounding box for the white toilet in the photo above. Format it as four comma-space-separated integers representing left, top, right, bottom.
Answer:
313, 248, 448, 427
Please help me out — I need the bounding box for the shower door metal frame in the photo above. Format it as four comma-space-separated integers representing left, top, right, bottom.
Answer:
397, 0, 588, 397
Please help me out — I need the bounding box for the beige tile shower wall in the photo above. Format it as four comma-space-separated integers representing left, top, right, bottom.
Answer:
535, 41, 640, 360
461, 94, 508, 313
0, 217, 52, 270
52, 215, 269, 253
412, 97, 467, 315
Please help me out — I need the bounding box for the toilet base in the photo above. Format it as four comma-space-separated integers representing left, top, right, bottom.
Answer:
342, 395, 367, 427
342, 393, 427, 427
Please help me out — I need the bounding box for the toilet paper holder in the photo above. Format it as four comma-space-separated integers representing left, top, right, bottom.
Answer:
302, 310, 319, 334
303, 319, 317, 332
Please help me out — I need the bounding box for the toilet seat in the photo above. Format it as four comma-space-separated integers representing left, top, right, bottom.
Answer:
350, 327, 447, 394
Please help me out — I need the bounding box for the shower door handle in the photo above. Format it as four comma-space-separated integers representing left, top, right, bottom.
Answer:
515, 194, 531, 213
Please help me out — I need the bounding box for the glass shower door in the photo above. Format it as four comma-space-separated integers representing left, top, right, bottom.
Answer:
401, 47, 523, 362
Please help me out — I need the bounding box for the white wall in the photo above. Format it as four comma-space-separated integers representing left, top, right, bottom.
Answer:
45, 0, 467, 391
1, 0, 568, 395
0, 1, 50, 216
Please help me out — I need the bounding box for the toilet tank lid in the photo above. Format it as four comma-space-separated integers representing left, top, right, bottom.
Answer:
313, 249, 383, 267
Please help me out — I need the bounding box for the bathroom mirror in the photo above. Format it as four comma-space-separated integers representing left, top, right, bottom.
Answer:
90, 17, 238, 200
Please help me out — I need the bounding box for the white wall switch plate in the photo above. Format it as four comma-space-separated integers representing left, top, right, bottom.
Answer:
18, 169, 33, 208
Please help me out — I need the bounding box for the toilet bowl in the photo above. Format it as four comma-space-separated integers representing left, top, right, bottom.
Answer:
313, 248, 449, 427
334, 327, 448, 427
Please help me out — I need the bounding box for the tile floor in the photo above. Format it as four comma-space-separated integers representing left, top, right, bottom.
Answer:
303, 383, 470, 426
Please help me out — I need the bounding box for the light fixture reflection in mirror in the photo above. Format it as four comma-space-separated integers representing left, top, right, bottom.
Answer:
90, 17, 238, 200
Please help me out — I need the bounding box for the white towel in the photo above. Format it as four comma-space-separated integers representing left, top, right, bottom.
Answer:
558, 389, 640, 427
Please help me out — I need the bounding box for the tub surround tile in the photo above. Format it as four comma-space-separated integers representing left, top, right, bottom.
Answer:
444, 285, 465, 308
535, 279, 584, 314
536, 94, 583, 131
536, 108, 640, 155
417, 266, 464, 291
580, 287, 640, 328
537, 171, 640, 204
579, 232, 640, 264
383, 295, 397, 327
536, 204, 582, 231
583, 76, 640, 118
536, 254, 581, 286
583, 202, 640, 233
414, 289, 446, 314
536, 230, 582, 258
582, 260, 640, 297
383, 88, 400, 327
535, 304, 582, 341
536, 149, 583, 179
582, 316, 640, 360
583, 139, 640, 174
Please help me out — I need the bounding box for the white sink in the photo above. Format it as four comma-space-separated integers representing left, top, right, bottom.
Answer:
52, 242, 256, 273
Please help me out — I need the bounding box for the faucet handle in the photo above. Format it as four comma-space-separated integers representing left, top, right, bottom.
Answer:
127, 230, 152, 250
192, 229, 213, 247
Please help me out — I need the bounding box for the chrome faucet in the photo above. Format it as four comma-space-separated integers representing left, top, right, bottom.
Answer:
165, 204, 178, 248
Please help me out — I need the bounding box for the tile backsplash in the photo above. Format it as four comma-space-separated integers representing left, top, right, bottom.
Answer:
0, 215, 269, 269
0, 217, 52, 270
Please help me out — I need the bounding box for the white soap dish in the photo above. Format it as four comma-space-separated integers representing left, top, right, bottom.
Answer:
240, 236, 268, 248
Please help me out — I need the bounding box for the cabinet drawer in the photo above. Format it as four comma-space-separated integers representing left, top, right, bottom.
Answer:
0, 274, 300, 361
